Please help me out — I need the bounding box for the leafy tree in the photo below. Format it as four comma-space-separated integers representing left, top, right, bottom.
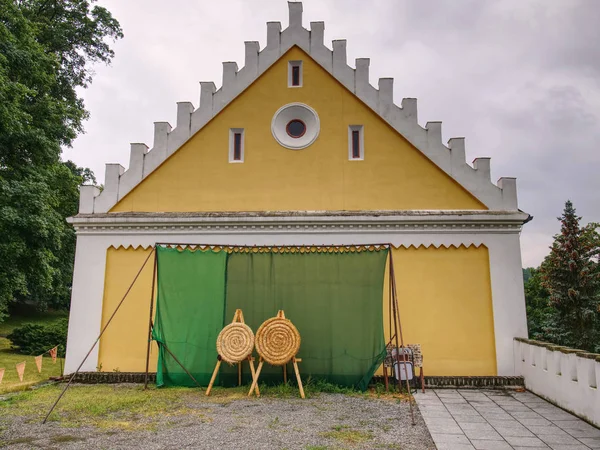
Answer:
0, 171, 64, 318
45, 161, 96, 310
0, 0, 121, 321
19, 0, 123, 90
540, 201, 600, 352
0, 0, 70, 172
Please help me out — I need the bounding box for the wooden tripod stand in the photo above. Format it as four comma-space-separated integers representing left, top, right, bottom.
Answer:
248, 355, 305, 399
206, 309, 259, 396
247, 310, 305, 399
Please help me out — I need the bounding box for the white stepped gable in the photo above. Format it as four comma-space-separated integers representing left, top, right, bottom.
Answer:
83, 1, 519, 214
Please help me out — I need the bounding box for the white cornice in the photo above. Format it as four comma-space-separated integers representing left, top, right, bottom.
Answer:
68, 210, 528, 235
81, 2, 522, 215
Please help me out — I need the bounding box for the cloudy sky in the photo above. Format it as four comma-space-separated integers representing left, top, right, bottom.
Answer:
61, 0, 600, 268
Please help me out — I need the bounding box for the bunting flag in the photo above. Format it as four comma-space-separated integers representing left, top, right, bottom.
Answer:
0, 368, 5, 384
15, 362, 26, 382
35, 355, 43, 373
49, 346, 58, 364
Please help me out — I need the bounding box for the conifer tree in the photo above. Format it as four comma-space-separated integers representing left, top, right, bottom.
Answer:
523, 267, 551, 340
540, 201, 600, 352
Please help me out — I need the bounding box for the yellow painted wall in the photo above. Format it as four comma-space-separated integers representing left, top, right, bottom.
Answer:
112, 47, 485, 213
380, 245, 497, 376
98, 247, 158, 372
100, 245, 496, 376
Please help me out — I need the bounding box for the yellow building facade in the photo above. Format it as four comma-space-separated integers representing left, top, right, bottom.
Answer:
65, 3, 529, 379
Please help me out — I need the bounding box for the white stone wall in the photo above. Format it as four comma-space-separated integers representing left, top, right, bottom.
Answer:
514, 339, 600, 427
64, 3, 530, 385
64, 214, 528, 377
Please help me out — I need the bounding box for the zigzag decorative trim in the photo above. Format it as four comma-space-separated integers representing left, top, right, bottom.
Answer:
107, 243, 486, 251
400, 243, 486, 250
82, 2, 518, 215
108, 244, 154, 251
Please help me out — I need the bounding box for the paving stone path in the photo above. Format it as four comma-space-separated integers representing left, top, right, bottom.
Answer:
414, 389, 600, 450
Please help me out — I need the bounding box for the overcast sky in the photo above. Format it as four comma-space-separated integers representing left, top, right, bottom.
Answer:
61, 0, 600, 268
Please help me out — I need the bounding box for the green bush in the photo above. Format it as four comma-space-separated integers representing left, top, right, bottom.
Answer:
7, 318, 68, 357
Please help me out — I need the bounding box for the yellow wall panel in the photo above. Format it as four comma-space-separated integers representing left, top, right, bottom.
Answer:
98, 247, 158, 372
381, 245, 497, 376
112, 47, 485, 213
100, 245, 494, 376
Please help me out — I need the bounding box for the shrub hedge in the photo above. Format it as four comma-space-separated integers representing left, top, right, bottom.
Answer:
7, 318, 68, 357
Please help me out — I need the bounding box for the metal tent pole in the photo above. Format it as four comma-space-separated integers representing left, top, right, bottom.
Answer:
154, 242, 393, 249
389, 252, 403, 394
385, 252, 394, 392
144, 249, 158, 389
43, 248, 156, 424
389, 248, 416, 426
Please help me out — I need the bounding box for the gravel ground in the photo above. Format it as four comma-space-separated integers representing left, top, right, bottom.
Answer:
0, 393, 434, 449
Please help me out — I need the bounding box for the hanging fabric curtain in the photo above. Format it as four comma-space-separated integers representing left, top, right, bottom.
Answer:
152, 246, 227, 387
222, 248, 388, 391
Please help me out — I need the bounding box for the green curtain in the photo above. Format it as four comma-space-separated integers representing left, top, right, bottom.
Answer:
222, 249, 388, 390
152, 247, 227, 387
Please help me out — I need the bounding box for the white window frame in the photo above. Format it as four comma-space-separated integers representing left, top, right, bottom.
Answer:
288, 60, 303, 88
348, 125, 364, 160
229, 128, 245, 163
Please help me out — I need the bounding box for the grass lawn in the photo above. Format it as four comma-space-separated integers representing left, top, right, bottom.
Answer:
0, 384, 209, 430
0, 309, 67, 394
0, 337, 64, 394
0, 382, 409, 430
0, 384, 421, 450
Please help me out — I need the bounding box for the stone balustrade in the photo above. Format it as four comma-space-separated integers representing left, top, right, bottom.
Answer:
514, 337, 600, 427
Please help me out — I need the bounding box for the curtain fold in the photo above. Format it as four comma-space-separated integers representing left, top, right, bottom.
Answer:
222, 249, 388, 390
152, 247, 227, 387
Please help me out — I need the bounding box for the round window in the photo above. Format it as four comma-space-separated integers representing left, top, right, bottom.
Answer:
271, 103, 320, 150
286, 119, 306, 138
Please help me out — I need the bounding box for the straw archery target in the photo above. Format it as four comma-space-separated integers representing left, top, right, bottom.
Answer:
255, 316, 301, 366
216, 322, 255, 364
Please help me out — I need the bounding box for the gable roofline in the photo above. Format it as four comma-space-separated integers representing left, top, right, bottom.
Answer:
83, 2, 519, 215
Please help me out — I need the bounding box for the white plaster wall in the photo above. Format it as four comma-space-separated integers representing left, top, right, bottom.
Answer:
487, 233, 528, 374
64, 234, 109, 373
65, 229, 526, 376
514, 340, 600, 427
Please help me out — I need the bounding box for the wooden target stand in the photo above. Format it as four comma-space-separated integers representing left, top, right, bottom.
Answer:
206, 309, 259, 396
248, 310, 305, 399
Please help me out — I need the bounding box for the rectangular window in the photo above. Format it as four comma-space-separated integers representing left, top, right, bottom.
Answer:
233, 133, 242, 161
288, 61, 303, 87
229, 128, 244, 163
348, 125, 364, 160
352, 130, 360, 159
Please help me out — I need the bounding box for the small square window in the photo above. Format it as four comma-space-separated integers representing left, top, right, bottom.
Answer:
348, 125, 364, 160
229, 128, 244, 163
288, 61, 303, 87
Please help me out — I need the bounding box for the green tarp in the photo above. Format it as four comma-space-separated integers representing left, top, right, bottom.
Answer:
153, 247, 388, 390
222, 250, 388, 390
152, 247, 227, 387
